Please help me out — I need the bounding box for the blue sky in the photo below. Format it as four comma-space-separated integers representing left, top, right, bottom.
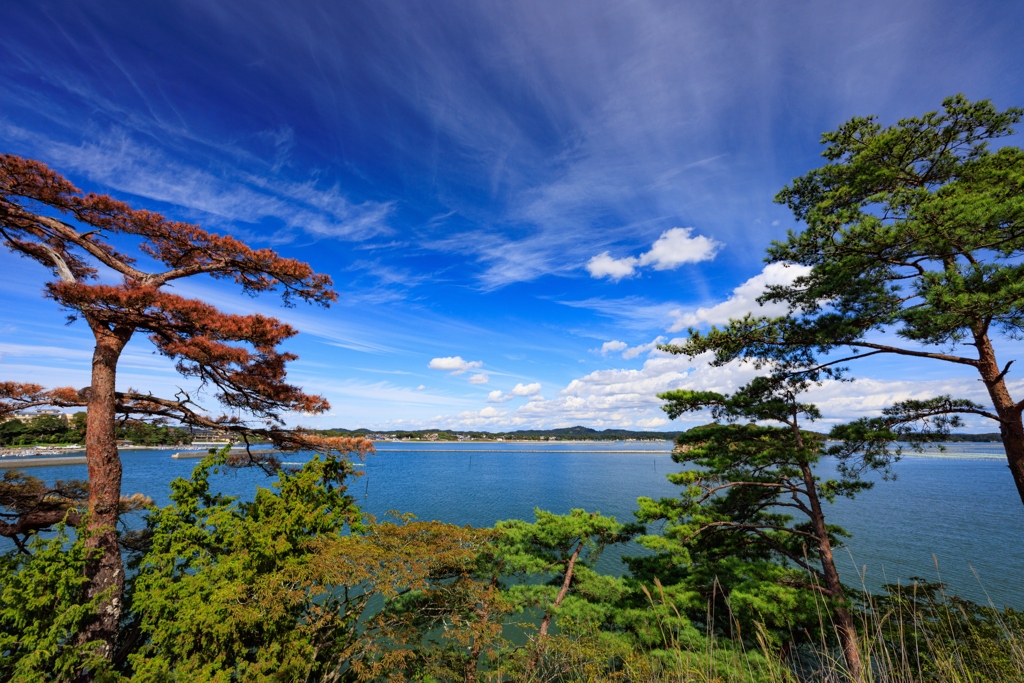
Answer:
2, 1, 1024, 431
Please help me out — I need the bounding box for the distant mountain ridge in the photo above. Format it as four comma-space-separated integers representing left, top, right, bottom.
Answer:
316, 425, 1004, 443
318, 425, 681, 441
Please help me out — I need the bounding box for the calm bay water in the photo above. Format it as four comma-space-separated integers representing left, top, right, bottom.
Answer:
3, 441, 1022, 608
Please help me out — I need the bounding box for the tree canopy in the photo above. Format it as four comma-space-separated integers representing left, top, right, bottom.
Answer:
0, 154, 371, 659
668, 95, 1024, 506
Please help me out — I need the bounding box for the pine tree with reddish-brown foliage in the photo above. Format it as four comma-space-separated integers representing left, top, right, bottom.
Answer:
0, 154, 371, 662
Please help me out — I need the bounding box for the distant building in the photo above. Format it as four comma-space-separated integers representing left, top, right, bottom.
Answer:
367, 433, 397, 441
7, 409, 77, 424
190, 427, 232, 440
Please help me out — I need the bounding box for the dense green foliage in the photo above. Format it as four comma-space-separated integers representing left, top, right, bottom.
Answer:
2, 450, 1021, 682
4, 96, 1024, 681
0, 525, 115, 682
668, 95, 1024, 507
0, 414, 190, 447
679, 95, 1024, 371
0, 455, 771, 681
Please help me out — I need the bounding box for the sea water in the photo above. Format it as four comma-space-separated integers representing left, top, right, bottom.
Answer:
3, 441, 1022, 608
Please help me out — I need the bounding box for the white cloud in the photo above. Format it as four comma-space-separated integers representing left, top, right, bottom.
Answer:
564, 297, 684, 331
455, 405, 509, 424
416, 384, 426, 390
468, 373, 490, 384
600, 340, 628, 355
346, 348, 1020, 433
486, 382, 543, 403
668, 262, 812, 331
510, 382, 542, 397
587, 228, 720, 281
623, 336, 666, 360
23, 130, 394, 243
595, 337, 666, 360
496, 352, 1007, 432
428, 356, 484, 375
637, 228, 721, 270
586, 252, 639, 281
501, 352, 751, 428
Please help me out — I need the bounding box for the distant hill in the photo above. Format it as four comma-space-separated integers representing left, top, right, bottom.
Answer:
941, 433, 1002, 443
315, 425, 1005, 444
316, 425, 681, 441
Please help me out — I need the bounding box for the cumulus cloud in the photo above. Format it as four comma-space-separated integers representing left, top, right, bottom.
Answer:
638, 228, 721, 270
668, 262, 812, 331
600, 340, 628, 355
502, 352, 752, 428
623, 336, 666, 360
428, 356, 484, 375
454, 405, 509, 424
487, 382, 543, 402
385, 350, 1017, 432
416, 384, 426, 390
597, 337, 665, 359
500, 352, 1005, 432
468, 373, 490, 384
586, 253, 640, 281
511, 382, 542, 397
587, 228, 720, 281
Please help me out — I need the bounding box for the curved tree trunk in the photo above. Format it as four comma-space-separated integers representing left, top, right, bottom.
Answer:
528, 539, 583, 673
538, 539, 583, 640
974, 330, 1024, 506
80, 322, 132, 658
465, 574, 499, 683
800, 461, 863, 680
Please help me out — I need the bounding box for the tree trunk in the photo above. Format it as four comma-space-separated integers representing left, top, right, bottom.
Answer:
801, 461, 864, 681
538, 540, 583, 639
80, 323, 131, 659
465, 574, 499, 683
974, 330, 1024, 506
529, 540, 583, 672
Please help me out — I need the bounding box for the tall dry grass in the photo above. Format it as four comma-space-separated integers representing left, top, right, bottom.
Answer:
518, 571, 1024, 683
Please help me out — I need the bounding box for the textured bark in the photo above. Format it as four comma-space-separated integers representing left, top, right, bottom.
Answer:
1, 154, 343, 673
801, 460, 863, 680
0, 510, 82, 540
974, 330, 1024, 506
464, 575, 499, 683
79, 323, 132, 658
538, 540, 583, 640
528, 539, 584, 672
